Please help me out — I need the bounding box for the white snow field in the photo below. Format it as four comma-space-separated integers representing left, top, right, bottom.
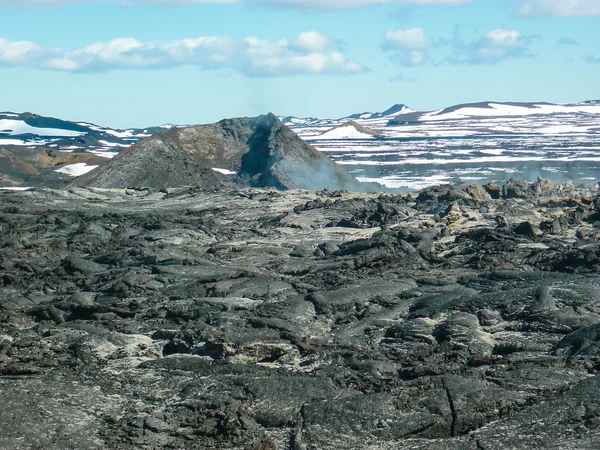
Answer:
0, 119, 85, 137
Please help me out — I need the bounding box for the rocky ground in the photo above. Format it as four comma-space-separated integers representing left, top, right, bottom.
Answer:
1, 178, 600, 449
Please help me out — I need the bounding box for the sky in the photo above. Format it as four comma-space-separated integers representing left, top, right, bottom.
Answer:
0, 0, 599, 128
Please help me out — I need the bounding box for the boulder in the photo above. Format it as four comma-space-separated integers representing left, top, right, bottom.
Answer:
553, 323, 600, 357
503, 179, 531, 199
483, 183, 502, 199
465, 184, 492, 201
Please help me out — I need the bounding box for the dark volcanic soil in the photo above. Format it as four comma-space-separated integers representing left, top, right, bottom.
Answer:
1, 179, 600, 449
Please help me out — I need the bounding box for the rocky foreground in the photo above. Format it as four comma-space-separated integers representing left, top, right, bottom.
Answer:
1, 179, 600, 449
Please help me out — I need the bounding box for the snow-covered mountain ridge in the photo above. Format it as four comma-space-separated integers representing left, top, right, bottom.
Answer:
0, 111, 175, 157
2, 100, 598, 154
281, 101, 600, 140
2, 100, 599, 191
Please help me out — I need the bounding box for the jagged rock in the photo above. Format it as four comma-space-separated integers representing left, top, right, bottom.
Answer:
433, 313, 494, 356
483, 182, 502, 199
464, 184, 492, 201
416, 185, 472, 205
541, 217, 569, 235
532, 177, 556, 196
553, 323, 600, 357
503, 178, 532, 199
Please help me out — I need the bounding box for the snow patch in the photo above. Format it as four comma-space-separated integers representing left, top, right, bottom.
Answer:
357, 174, 451, 190
0, 186, 33, 191
55, 163, 99, 177
99, 140, 130, 148
89, 150, 119, 158
212, 168, 237, 175
318, 125, 375, 140
0, 119, 85, 137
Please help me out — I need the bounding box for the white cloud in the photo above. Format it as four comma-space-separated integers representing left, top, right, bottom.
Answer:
382, 28, 433, 66
243, 35, 363, 75
0, 0, 474, 8
0, 38, 48, 65
519, 0, 600, 17
384, 28, 433, 50
0, 32, 366, 77
448, 28, 534, 65
290, 31, 334, 52
484, 29, 523, 47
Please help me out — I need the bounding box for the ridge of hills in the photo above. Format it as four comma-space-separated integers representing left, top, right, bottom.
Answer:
2, 100, 600, 190
2, 100, 599, 154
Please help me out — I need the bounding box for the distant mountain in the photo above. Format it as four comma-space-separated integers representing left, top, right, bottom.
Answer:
344, 104, 412, 120
3, 101, 599, 190
279, 104, 414, 129
0, 111, 174, 155
3, 100, 599, 158
278, 100, 600, 145
388, 101, 600, 124
2, 105, 412, 155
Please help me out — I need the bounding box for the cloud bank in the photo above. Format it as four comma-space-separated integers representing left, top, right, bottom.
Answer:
448, 29, 535, 65
383, 27, 536, 67
0, 32, 366, 76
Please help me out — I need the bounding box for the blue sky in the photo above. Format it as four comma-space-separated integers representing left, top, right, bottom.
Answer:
0, 0, 598, 127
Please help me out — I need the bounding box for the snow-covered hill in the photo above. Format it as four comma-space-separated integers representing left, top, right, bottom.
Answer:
0, 112, 175, 157
280, 101, 600, 191
391, 101, 600, 123
279, 104, 414, 138
281, 101, 600, 141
